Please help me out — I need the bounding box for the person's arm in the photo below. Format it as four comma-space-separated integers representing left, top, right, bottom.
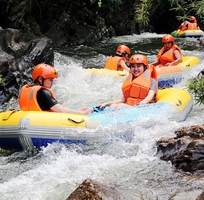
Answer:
139, 90, 155, 104
140, 78, 157, 104
165, 50, 182, 66
38, 90, 92, 114
51, 104, 93, 115
119, 59, 130, 72
99, 96, 126, 110
150, 58, 160, 66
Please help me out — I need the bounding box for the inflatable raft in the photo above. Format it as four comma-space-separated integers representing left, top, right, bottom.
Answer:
0, 88, 193, 152
171, 29, 204, 38
89, 56, 200, 88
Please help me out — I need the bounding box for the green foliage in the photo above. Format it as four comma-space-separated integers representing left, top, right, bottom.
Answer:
188, 76, 204, 105
2, 0, 204, 35
134, 0, 151, 27
168, 0, 204, 23
98, 0, 102, 7
133, 0, 204, 30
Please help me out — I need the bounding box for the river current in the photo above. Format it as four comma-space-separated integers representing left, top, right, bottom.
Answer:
0, 33, 204, 199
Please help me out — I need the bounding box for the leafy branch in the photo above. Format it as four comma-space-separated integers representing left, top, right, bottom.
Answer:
134, 0, 151, 28
188, 76, 204, 105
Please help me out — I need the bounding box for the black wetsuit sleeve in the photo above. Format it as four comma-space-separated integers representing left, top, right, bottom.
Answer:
37, 89, 58, 111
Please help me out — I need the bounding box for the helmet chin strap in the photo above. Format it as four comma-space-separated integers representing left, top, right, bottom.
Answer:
42, 78, 45, 86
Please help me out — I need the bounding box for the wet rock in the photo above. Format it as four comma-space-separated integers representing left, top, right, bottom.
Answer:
157, 125, 204, 172
197, 191, 204, 200
170, 190, 204, 200
197, 69, 204, 80
199, 37, 204, 46
0, 28, 54, 106
66, 179, 122, 200
66, 178, 204, 200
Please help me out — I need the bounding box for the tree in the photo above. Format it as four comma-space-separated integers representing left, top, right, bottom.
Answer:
169, 0, 204, 23
133, 0, 204, 31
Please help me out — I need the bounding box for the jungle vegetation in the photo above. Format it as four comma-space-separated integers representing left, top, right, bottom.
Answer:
0, 0, 203, 33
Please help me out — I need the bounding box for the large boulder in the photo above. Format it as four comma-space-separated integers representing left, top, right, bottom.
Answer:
0, 28, 54, 105
157, 125, 204, 172
66, 179, 124, 200
66, 179, 204, 200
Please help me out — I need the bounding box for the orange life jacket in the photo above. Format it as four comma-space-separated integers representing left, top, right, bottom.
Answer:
186, 22, 199, 30
180, 21, 188, 31
18, 84, 56, 111
157, 44, 182, 65
122, 65, 158, 106
104, 56, 126, 71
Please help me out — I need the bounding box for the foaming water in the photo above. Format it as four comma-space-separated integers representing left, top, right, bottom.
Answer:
53, 52, 124, 107
1, 33, 204, 199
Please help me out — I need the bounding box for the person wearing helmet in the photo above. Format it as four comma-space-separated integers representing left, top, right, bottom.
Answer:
99, 54, 158, 110
18, 63, 93, 114
177, 16, 200, 31
150, 34, 182, 67
185, 16, 200, 30
104, 45, 131, 72
189, 16, 196, 23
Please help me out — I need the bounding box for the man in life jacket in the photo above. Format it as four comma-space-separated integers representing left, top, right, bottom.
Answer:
18, 63, 93, 114
177, 16, 200, 31
104, 45, 131, 72
185, 16, 200, 30
150, 34, 182, 67
99, 54, 158, 110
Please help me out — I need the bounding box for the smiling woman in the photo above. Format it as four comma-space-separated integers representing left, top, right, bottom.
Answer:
99, 54, 158, 110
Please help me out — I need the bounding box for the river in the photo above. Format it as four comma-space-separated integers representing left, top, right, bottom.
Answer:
0, 33, 204, 199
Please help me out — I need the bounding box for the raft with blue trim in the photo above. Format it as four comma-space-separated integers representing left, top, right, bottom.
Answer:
171, 29, 204, 38
0, 88, 193, 152
89, 56, 200, 88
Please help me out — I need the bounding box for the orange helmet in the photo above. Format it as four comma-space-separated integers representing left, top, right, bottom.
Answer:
162, 34, 174, 43
116, 45, 130, 55
128, 54, 148, 66
32, 63, 58, 81
189, 16, 196, 22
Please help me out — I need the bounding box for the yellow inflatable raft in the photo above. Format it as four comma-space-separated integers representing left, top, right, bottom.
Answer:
171, 29, 204, 38
0, 88, 193, 152
89, 56, 200, 88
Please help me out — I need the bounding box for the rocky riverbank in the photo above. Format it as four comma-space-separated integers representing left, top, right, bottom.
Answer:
0, 28, 53, 105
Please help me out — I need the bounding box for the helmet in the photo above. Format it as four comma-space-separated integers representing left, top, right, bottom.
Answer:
128, 54, 148, 66
116, 45, 130, 54
189, 16, 196, 22
32, 63, 58, 81
162, 34, 174, 43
